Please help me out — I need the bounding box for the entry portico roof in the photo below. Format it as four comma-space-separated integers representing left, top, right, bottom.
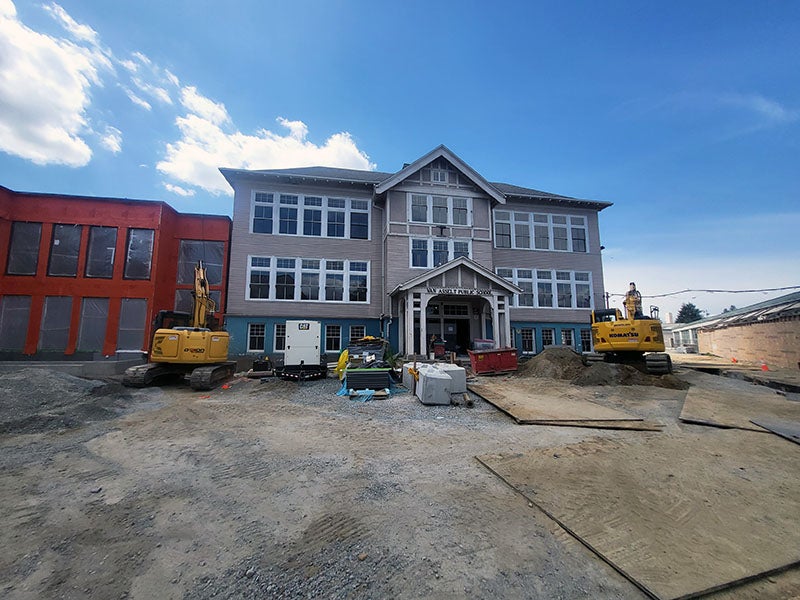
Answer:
390, 256, 521, 296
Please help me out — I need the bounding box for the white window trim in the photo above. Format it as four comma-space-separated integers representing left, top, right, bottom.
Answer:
325, 324, 342, 352
249, 190, 370, 240
246, 255, 370, 304
519, 327, 536, 355
492, 210, 589, 253
250, 191, 274, 235
408, 238, 472, 269
247, 322, 266, 353
349, 324, 366, 341
274, 322, 286, 352
406, 193, 473, 226
499, 267, 593, 309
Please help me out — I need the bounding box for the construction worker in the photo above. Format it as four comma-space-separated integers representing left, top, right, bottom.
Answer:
625, 282, 644, 319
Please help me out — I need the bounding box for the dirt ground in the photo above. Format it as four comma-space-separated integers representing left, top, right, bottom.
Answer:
0, 360, 798, 599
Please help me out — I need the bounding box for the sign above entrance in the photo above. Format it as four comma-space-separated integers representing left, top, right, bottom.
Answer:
426, 287, 493, 296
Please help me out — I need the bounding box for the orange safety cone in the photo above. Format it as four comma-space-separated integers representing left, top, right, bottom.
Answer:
731, 357, 738, 363
761, 361, 769, 372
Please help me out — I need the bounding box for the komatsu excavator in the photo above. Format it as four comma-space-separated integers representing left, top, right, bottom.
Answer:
583, 282, 673, 375
123, 261, 236, 390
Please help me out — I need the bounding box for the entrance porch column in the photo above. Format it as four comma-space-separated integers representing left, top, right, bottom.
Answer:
491, 294, 501, 349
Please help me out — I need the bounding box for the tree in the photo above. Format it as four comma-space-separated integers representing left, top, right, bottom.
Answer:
722, 305, 737, 313
676, 302, 704, 323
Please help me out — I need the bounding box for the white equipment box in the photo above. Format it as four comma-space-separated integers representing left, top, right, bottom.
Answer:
284, 320, 321, 367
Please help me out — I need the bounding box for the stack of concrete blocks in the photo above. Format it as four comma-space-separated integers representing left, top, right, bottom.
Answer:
403, 362, 467, 406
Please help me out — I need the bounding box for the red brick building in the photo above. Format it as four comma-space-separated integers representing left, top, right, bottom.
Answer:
0, 186, 231, 359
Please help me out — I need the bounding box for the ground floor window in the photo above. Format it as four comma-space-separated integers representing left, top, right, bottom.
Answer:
77, 298, 109, 352
520, 328, 535, 354
39, 296, 71, 352
274, 323, 286, 351
0, 295, 31, 351
541, 328, 555, 347
350, 325, 365, 342
248, 323, 265, 351
325, 325, 341, 352
118, 298, 147, 350
580, 328, 592, 352
561, 329, 574, 347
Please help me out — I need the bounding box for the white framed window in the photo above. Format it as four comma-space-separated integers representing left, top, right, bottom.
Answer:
542, 328, 555, 347
409, 238, 472, 268
430, 169, 449, 183
561, 329, 574, 347
493, 210, 589, 252
407, 193, 472, 226
248, 323, 265, 352
500, 268, 593, 309
580, 328, 592, 352
246, 256, 369, 303
251, 191, 370, 240
350, 325, 365, 342
520, 328, 535, 354
325, 325, 341, 352
252, 192, 274, 234
274, 323, 286, 351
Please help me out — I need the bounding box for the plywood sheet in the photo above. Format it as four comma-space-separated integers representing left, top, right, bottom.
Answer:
468, 381, 642, 424
531, 420, 663, 431
751, 417, 800, 445
679, 371, 800, 431
477, 430, 800, 600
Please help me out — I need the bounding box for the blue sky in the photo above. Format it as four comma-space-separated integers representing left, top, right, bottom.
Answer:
1, 0, 798, 319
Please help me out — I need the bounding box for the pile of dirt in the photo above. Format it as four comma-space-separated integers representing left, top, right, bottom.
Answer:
0, 368, 133, 434
572, 362, 688, 389
516, 348, 688, 389
517, 347, 586, 380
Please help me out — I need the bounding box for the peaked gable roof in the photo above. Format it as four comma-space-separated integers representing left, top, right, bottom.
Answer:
390, 256, 521, 295
374, 145, 506, 204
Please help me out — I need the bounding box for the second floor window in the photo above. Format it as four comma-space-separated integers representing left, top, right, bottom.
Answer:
124, 228, 154, 280
6, 221, 42, 275
408, 194, 472, 226
251, 192, 369, 240
85, 226, 117, 278
48, 224, 82, 277
494, 211, 589, 252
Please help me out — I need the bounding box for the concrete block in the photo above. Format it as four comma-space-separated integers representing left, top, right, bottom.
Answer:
418, 369, 452, 406
435, 363, 467, 393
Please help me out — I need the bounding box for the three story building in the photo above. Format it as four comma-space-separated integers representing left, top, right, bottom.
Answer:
221, 145, 611, 359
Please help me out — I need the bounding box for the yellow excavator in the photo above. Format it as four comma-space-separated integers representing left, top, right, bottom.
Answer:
584, 282, 672, 374
123, 261, 236, 390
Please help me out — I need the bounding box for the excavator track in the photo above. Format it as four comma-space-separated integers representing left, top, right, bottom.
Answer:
122, 363, 176, 387
644, 353, 673, 375
189, 362, 236, 391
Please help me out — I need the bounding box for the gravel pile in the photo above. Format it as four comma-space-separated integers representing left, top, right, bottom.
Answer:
0, 368, 135, 434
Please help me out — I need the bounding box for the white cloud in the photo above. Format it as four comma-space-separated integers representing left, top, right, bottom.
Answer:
132, 76, 171, 105
99, 125, 122, 153
163, 182, 195, 197
164, 69, 179, 87
43, 2, 98, 45
180, 86, 228, 125
718, 93, 799, 125
157, 87, 375, 195
0, 2, 374, 190
0, 0, 110, 166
